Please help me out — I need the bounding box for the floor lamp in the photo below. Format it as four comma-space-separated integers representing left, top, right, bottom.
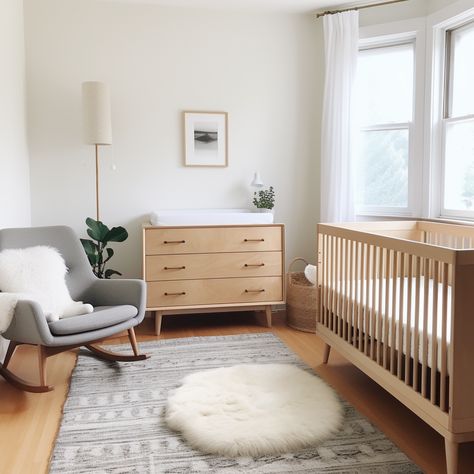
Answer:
82, 81, 112, 222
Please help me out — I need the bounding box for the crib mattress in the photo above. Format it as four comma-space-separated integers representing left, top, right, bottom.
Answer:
323, 277, 452, 370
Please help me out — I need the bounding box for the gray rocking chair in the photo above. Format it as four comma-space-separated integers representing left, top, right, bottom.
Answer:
0, 225, 149, 392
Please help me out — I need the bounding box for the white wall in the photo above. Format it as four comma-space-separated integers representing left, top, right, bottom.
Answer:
0, 0, 30, 229
0, 0, 30, 361
358, 0, 428, 25
24, 0, 320, 278
427, 0, 472, 14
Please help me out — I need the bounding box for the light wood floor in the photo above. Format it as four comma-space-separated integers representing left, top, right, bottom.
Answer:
1, 311, 473, 473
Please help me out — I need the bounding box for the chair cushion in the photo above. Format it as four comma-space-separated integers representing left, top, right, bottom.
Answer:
48, 305, 138, 336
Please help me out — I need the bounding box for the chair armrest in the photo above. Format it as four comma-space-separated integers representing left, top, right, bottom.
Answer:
2, 299, 54, 346
83, 279, 146, 322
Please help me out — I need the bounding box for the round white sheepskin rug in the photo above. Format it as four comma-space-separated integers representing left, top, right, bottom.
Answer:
165, 364, 343, 457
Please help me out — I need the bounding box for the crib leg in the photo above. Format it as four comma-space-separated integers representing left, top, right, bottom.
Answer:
445, 438, 459, 474
323, 344, 331, 364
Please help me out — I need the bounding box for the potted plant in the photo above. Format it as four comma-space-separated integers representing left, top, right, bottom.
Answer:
253, 186, 275, 213
80, 217, 128, 278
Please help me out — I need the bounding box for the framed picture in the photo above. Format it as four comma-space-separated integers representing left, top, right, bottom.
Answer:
183, 111, 228, 167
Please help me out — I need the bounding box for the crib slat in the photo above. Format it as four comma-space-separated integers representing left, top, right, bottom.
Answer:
324, 234, 329, 327
338, 238, 344, 337
334, 237, 342, 336
364, 245, 371, 356
440, 262, 449, 412
354, 242, 359, 349
383, 249, 391, 370
370, 246, 377, 360
430, 260, 439, 405
421, 258, 430, 399
348, 240, 354, 344
342, 238, 349, 341
397, 253, 405, 379
325, 234, 329, 327
358, 243, 366, 352
390, 252, 398, 374
376, 247, 384, 365
322, 234, 327, 327
413, 256, 421, 392
330, 234, 334, 328
331, 236, 336, 331
355, 242, 360, 349
323, 234, 327, 327
405, 254, 413, 385
327, 234, 332, 327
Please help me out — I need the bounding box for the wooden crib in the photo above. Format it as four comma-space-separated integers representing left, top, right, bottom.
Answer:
317, 220, 474, 474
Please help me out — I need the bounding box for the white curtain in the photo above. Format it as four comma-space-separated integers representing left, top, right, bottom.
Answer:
320, 11, 359, 222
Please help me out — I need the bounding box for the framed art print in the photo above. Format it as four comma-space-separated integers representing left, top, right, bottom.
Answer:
183, 111, 228, 167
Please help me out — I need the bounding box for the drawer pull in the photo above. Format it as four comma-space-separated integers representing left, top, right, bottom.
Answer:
244, 238, 265, 242
244, 263, 265, 267
245, 289, 265, 293
164, 266, 186, 270
164, 291, 186, 296
163, 240, 186, 244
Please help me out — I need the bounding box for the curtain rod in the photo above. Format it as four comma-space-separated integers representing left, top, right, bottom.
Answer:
316, 0, 409, 19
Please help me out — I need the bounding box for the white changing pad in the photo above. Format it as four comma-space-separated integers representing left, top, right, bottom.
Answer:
150, 209, 274, 226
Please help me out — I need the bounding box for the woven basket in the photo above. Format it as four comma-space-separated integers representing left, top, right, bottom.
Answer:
286, 257, 318, 333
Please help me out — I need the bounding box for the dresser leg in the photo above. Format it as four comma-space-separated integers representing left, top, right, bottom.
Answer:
265, 305, 272, 328
154, 311, 163, 336
323, 343, 331, 364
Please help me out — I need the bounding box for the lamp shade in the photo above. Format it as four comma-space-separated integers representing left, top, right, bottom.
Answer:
82, 81, 112, 145
251, 171, 264, 187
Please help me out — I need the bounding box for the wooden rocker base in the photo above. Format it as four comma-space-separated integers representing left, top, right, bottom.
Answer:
0, 364, 54, 393
86, 344, 149, 362
0, 328, 148, 393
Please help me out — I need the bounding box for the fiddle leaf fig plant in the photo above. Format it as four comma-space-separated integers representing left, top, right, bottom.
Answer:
80, 217, 128, 279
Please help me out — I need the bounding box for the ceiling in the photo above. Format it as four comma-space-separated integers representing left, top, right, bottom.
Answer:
100, 0, 365, 14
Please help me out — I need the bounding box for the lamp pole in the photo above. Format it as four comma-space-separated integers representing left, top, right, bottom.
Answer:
95, 144, 100, 222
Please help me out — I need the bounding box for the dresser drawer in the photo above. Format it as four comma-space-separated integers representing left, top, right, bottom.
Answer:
145, 251, 282, 281
147, 276, 283, 308
144, 226, 282, 255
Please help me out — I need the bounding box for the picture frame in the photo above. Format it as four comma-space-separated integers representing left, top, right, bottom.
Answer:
183, 111, 228, 167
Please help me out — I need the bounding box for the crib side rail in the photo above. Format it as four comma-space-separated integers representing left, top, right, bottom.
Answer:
317, 224, 459, 419
418, 221, 474, 249
318, 223, 456, 263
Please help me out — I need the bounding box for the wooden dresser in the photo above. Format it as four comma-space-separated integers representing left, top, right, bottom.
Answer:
143, 224, 285, 335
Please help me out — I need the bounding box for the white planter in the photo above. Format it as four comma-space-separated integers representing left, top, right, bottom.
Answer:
255, 208, 274, 214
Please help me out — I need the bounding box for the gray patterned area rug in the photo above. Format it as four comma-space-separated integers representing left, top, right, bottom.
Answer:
50, 333, 421, 473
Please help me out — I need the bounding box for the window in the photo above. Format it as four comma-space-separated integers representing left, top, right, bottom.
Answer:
441, 21, 474, 217
355, 41, 415, 215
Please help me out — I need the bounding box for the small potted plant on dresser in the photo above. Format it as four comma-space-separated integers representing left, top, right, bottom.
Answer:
253, 186, 275, 213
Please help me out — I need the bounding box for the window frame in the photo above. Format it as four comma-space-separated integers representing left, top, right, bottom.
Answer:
355, 34, 421, 218
426, 4, 474, 221
438, 20, 474, 220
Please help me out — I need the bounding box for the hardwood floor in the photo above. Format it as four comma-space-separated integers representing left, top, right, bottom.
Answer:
1, 311, 473, 473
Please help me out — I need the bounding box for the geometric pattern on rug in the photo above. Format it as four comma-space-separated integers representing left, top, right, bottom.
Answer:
50, 333, 422, 473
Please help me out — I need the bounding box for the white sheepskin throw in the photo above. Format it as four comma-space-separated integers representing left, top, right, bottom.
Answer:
165, 364, 343, 457
0, 246, 93, 323
0, 294, 19, 334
